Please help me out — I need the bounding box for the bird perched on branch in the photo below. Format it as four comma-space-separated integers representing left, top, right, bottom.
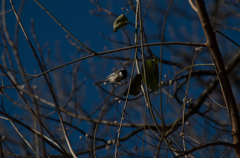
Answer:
93, 68, 127, 85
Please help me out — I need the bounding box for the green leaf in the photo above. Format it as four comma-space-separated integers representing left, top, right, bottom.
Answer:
123, 74, 142, 96
113, 14, 128, 32
141, 58, 159, 92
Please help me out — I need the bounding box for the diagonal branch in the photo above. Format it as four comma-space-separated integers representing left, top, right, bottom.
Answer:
194, 0, 240, 156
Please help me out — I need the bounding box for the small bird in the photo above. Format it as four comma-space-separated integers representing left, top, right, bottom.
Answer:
93, 68, 127, 85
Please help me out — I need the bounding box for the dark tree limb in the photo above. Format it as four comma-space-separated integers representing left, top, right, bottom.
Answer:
194, 0, 240, 157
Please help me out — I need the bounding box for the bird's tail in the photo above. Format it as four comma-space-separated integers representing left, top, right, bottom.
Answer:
93, 80, 105, 85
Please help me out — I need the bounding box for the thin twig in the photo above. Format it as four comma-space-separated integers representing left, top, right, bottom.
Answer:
0, 9, 12, 16
34, 0, 96, 55
188, 0, 198, 12
1, 41, 206, 89
9, 121, 38, 155
159, 2, 173, 156
94, 86, 117, 157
